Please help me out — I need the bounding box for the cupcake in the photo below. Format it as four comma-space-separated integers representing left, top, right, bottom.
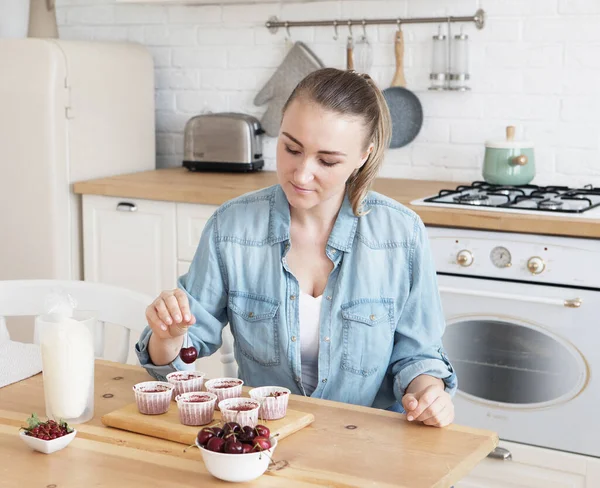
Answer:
133, 381, 174, 415
166, 371, 206, 398
248, 386, 291, 420
218, 397, 261, 428
175, 391, 217, 426
204, 378, 244, 409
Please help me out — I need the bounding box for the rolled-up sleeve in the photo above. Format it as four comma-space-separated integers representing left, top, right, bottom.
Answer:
135, 328, 194, 380
390, 217, 457, 401
135, 214, 229, 381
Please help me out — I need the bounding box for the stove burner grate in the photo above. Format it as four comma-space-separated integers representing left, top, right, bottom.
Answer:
424, 181, 600, 214
454, 193, 490, 205
538, 199, 564, 210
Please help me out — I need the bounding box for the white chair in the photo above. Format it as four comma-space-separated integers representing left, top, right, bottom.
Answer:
0, 279, 238, 375
0, 280, 152, 364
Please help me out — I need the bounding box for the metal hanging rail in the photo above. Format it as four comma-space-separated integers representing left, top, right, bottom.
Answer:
266, 9, 485, 34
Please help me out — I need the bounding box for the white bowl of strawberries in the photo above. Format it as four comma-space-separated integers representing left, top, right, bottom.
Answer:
195, 422, 277, 482
19, 413, 76, 454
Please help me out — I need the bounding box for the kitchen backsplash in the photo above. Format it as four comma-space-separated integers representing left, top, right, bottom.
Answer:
56, 0, 600, 186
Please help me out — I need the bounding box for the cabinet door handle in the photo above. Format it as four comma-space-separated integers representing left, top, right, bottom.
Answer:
487, 447, 512, 461
116, 202, 137, 212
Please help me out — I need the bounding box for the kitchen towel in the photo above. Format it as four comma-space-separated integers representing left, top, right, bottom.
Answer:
254, 42, 325, 137
0, 338, 43, 389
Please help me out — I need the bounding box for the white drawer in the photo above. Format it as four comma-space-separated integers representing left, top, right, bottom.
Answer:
176, 203, 217, 262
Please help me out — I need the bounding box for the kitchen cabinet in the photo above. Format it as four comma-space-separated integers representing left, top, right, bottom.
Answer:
177, 260, 192, 277
82, 194, 228, 377
457, 440, 600, 488
176, 202, 213, 262
82, 195, 178, 296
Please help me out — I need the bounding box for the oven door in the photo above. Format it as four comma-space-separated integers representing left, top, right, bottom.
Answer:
437, 274, 599, 458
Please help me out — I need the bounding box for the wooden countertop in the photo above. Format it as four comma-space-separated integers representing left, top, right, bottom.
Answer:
73, 168, 600, 238
0, 360, 497, 488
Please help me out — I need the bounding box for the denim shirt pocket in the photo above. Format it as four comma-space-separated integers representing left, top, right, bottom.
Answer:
341, 298, 395, 377
229, 291, 280, 366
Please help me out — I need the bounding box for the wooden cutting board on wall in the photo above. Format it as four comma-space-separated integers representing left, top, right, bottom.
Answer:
102, 403, 315, 446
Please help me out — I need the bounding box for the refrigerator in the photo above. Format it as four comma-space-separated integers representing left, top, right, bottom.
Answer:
0, 39, 155, 280
0, 39, 155, 340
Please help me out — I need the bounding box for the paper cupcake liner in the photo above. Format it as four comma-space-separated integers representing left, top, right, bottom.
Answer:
218, 398, 260, 428
249, 386, 291, 420
204, 378, 244, 410
176, 392, 217, 426
166, 371, 206, 398
133, 381, 174, 415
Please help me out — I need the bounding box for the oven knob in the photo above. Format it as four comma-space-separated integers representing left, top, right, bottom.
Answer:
456, 250, 474, 267
527, 256, 545, 274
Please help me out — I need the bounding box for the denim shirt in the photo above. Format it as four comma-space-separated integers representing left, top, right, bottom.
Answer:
136, 185, 457, 410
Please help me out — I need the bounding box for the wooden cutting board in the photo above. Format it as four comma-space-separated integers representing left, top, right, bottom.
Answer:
101, 402, 314, 446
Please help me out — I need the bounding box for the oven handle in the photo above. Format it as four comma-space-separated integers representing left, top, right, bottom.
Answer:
438, 286, 583, 308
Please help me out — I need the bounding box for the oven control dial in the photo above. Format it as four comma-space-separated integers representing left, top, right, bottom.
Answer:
527, 256, 545, 274
490, 246, 512, 268
456, 250, 474, 267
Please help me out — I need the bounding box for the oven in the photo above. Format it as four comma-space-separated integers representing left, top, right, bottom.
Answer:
427, 226, 600, 458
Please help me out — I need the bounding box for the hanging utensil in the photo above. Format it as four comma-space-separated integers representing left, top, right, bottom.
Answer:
346, 35, 354, 70
346, 22, 354, 71
353, 22, 373, 74
382, 26, 423, 149
391, 27, 407, 87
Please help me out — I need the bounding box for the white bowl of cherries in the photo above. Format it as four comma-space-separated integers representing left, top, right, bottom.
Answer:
195, 422, 278, 482
19, 413, 77, 454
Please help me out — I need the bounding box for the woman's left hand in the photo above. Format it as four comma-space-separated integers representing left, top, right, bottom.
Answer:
401, 384, 455, 428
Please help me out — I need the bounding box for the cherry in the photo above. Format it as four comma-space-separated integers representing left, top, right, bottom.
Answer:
197, 427, 215, 447
223, 438, 244, 454
179, 346, 197, 364
211, 427, 224, 439
252, 436, 271, 452
23, 414, 72, 441
241, 443, 253, 454
238, 426, 256, 443
206, 437, 226, 453
254, 425, 270, 438
223, 422, 241, 437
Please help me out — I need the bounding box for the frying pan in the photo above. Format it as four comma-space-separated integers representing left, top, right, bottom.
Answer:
382, 29, 423, 149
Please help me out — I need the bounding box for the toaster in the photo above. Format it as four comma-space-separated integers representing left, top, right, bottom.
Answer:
182, 113, 265, 172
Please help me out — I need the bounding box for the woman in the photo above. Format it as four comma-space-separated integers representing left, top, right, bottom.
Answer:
136, 68, 457, 427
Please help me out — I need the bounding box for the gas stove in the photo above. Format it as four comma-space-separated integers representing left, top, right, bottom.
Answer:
411, 181, 600, 217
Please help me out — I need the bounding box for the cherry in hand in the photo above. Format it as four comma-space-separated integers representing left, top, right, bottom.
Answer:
180, 334, 197, 364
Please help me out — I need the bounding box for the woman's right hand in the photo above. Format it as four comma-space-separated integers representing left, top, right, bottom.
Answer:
146, 289, 196, 339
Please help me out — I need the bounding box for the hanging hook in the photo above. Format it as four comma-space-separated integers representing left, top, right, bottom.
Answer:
332, 20, 339, 40
285, 21, 292, 40
396, 19, 402, 31
361, 20, 367, 38
347, 20, 353, 40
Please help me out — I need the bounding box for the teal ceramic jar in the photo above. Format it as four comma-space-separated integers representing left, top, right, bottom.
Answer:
483, 126, 535, 186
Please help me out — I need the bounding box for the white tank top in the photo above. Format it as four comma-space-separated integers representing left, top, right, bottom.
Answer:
299, 291, 322, 396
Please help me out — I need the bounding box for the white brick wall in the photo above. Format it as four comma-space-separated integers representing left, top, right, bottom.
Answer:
56, 0, 600, 186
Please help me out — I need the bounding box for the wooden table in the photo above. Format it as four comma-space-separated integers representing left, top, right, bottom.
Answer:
0, 361, 498, 487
